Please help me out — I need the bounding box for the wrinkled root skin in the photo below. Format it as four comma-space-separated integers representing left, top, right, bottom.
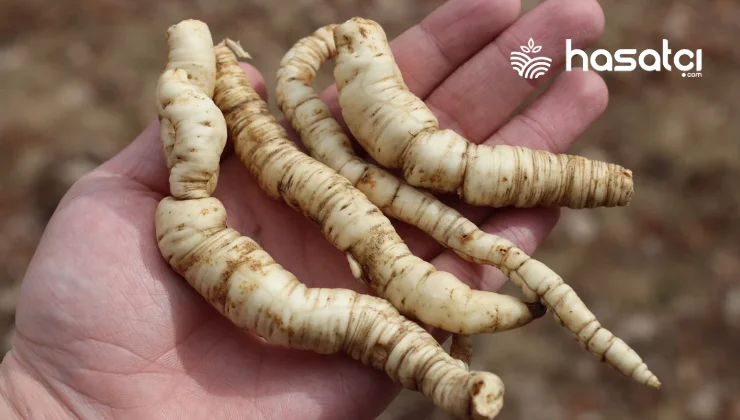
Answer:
332, 17, 634, 209
158, 20, 223, 199
155, 196, 505, 419
153, 20, 510, 419
274, 24, 659, 388
215, 42, 541, 336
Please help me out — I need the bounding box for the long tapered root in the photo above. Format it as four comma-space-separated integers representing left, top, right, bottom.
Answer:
332, 17, 634, 209
506, 255, 661, 388
276, 24, 659, 388
215, 41, 542, 335
154, 20, 508, 419
156, 196, 505, 418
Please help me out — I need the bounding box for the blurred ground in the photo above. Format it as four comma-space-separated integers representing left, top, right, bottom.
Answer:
1, 0, 739, 419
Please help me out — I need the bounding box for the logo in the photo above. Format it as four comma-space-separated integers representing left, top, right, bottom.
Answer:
566, 39, 703, 78
510, 38, 553, 80
511, 39, 704, 79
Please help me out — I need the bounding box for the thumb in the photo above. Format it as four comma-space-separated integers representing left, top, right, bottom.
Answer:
98, 62, 267, 195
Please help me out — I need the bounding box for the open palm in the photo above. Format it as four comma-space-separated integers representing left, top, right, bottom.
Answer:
1, 0, 608, 418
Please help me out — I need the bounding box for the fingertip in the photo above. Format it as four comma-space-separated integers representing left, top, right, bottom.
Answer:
575, 70, 609, 117
238, 62, 268, 102
556, 69, 609, 120
469, 0, 521, 30
561, 0, 605, 44
420, 0, 522, 60
489, 68, 610, 153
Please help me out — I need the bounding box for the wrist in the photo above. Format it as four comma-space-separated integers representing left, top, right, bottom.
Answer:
0, 350, 67, 419
0, 381, 15, 419
0, 352, 24, 419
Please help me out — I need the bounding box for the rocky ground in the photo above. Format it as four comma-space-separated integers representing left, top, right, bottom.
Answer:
1, 0, 739, 419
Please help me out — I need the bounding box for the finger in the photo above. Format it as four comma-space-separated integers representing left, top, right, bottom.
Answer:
431, 207, 560, 292
238, 62, 268, 101
99, 63, 267, 194
486, 70, 609, 151
321, 0, 521, 112
390, 0, 522, 97
427, 0, 605, 142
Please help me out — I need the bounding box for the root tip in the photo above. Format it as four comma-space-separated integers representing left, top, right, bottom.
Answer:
527, 301, 547, 320
469, 373, 504, 419
647, 375, 662, 389
223, 38, 252, 60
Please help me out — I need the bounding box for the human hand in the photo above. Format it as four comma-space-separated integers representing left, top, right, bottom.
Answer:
0, 0, 607, 418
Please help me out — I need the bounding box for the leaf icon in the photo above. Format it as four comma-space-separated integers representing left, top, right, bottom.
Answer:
528, 38, 535, 49
521, 45, 531, 53
532, 45, 542, 53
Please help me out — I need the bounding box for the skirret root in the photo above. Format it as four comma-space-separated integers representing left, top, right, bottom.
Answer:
154, 21, 510, 419
332, 17, 634, 209
274, 23, 658, 388
214, 41, 543, 337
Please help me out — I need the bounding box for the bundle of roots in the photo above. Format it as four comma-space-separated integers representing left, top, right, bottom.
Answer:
150, 18, 660, 420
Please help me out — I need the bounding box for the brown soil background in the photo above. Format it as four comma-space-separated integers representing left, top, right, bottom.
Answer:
1, 0, 738, 419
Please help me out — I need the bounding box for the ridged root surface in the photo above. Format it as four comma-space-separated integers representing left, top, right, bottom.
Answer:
155, 196, 505, 419
157, 20, 223, 199
275, 24, 659, 388
213, 42, 543, 336
332, 18, 634, 209
154, 20, 507, 419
